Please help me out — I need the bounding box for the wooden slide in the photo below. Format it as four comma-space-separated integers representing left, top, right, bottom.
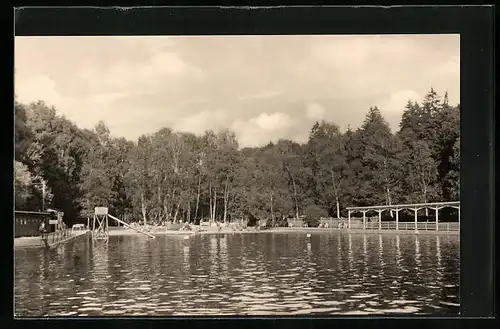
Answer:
108, 214, 156, 239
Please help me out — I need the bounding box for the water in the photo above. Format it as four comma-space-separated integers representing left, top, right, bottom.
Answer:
14, 232, 459, 317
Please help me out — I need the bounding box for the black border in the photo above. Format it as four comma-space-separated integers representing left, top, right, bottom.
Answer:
8, 4, 496, 327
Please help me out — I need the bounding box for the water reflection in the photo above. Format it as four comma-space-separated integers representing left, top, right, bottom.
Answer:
378, 235, 385, 280
347, 234, 353, 271
396, 235, 402, 268
15, 232, 460, 317
183, 244, 190, 269
415, 235, 421, 268
436, 235, 442, 267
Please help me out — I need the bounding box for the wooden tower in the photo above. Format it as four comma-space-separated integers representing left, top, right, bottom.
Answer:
92, 207, 109, 241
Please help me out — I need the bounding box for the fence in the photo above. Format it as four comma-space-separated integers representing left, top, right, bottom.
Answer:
322, 220, 460, 232
288, 220, 304, 227
43, 228, 72, 245
320, 218, 363, 228
361, 222, 460, 231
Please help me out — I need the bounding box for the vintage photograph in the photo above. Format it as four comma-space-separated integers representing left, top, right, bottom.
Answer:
14, 34, 460, 316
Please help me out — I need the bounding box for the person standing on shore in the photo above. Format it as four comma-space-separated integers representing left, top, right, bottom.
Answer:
39, 221, 48, 245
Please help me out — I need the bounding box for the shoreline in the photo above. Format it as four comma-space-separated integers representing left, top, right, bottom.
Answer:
107, 226, 459, 237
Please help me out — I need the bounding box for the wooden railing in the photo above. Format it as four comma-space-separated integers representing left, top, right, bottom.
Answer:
42, 228, 73, 246
360, 222, 460, 231
338, 222, 459, 231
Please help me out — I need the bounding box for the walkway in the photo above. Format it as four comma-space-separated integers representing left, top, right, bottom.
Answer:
14, 230, 88, 249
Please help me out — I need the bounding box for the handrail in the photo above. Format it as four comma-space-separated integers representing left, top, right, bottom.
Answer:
346, 201, 459, 211
108, 214, 156, 239
41, 228, 72, 247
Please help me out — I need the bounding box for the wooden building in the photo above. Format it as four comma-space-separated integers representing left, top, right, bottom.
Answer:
14, 211, 51, 238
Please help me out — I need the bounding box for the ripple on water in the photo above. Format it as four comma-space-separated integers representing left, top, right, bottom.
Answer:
116, 286, 151, 291
351, 293, 379, 299
14, 234, 459, 316
57, 311, 78, 316
310, 307, 342, 313
311, 300, 345, 306
344, 284, 363, 288
78, 306, 102, 312
81, 302, 101, 307
331, 288, 354, 292
242, 292, 276, 299
338, 310, 375, 315
390, 300, 419, 305
102, 310, 124, 315
231, 296, 268, 304
289, 309, 314, 315
380, 306, 422, 314
247, 310, 290, 316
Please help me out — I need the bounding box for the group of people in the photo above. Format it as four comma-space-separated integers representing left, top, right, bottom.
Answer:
318, 221, 348, 229
338, 222, 348, 229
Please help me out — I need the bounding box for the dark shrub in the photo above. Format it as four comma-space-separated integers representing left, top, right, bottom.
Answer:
246, 211, 259, 227
303, 205, 328, 227
266, 215, 289, 227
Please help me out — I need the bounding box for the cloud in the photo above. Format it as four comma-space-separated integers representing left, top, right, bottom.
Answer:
231, 112, 295, 147
309, 35, 419, 71
238, 90, 284, 101
173, 110, 231, 135
306, 102, 326, 120
88, 92, 126, 105
440, 55, 460, 78
14, 35, 460, 144
249, 112, 293, 131
298, 35, 459, 100
382, 90, 423, 114
428, 55, 460, 95
77, 50, 203, 94
15, 74, 74, 109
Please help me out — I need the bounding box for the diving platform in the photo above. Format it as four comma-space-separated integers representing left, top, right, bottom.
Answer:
91, 207, 156, 240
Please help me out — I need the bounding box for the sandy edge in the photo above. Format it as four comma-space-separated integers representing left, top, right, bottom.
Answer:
107, 227, 459, 237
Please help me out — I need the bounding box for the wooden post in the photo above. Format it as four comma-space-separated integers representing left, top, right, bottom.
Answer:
435, 207, 439, 231
362, 211, 366, 230
414, 208, 418, 232
458, 206, 460, 228
395, 209, 399, 231
348, 210, 351, 229
378, 210, 382, 230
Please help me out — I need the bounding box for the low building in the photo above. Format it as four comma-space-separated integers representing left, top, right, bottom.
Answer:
14, 211, 51, 238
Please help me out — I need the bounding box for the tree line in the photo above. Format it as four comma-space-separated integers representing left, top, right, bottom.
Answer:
14, 88, 459, 226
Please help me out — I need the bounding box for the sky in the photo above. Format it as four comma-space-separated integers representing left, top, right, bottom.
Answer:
14, 34, 460, 148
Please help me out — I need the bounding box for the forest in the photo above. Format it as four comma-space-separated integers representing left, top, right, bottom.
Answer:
14, 88, 460, 227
